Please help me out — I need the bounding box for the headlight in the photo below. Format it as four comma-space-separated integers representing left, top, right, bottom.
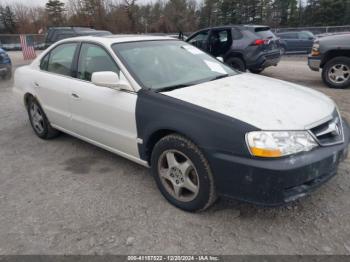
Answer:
246, 131, 318, 158
311, 42, 320, 56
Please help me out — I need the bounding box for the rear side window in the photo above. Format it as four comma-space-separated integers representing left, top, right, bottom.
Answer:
254, 27, 276, 39
46, 43, 78, 76
299, 32, 314, 40
280, 33, 298, 39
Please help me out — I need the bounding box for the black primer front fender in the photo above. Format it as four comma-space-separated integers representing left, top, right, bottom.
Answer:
135, 89, 258, 164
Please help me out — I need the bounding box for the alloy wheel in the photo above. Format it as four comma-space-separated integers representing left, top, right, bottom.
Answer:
328, 64, 350, 84
30, 103, 45, 134
157, 150, 199, 202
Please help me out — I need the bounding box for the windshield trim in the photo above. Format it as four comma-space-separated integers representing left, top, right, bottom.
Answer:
111, 40, 237, 92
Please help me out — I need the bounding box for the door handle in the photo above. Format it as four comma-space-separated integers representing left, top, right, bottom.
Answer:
71, 93, 80, 99
34, 82, 39, 88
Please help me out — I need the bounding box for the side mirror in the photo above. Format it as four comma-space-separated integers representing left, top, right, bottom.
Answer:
216, 57, 224, 62
91, 71, 133, 91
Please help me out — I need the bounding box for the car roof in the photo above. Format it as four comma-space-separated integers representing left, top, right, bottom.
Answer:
277, 31, 297, 34
277, 30, 312, 34
58, 34, 176, 45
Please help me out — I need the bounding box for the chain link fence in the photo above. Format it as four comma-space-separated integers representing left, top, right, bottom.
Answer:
0, 34, 45, 51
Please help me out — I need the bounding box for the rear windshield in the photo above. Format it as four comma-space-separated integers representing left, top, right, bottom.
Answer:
254, 27, 275, 39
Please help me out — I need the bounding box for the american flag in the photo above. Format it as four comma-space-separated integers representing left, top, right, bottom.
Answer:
19, 35, 37, 60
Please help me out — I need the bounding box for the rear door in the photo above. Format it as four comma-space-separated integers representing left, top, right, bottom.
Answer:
35, 42, 79, 129
69, 42, 139, 158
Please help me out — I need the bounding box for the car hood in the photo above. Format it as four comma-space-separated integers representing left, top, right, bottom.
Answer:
162, 73, 335, 130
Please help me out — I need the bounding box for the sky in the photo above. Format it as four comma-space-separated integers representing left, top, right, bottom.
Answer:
2, 0, 151, 7
2, 0, 63, 6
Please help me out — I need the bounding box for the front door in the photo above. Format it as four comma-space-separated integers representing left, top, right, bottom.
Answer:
298, 32, 314, 53
69, 42, 139, 158
187, 30, 210, 52
208, 29, 232, 57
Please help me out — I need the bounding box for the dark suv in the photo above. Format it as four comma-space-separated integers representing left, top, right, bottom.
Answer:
0, 47, 12, 80
186, 25, 282, 73
277, 31, 315, 54
44, 27, 111, 48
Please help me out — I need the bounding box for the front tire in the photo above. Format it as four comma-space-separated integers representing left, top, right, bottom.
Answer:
151, 134, 217, 212
322, 57, 350, 89
27, 97, 60, 139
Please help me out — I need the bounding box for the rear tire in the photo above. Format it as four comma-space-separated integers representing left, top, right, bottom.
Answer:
151, 134, 217, 212
322, 56, 350, 89
27, 96, 60, 139
226, 57, 246, 72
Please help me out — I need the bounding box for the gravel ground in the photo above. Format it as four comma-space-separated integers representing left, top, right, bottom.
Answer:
0, 53, 349, 255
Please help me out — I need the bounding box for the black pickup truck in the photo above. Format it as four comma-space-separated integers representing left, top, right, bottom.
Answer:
308, 33, 350, 89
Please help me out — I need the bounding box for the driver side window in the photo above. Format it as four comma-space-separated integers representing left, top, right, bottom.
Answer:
77, 43, 120, 82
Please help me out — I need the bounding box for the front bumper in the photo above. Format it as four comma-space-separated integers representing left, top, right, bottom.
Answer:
210, 120, 350, 206
308, 56, 321, 71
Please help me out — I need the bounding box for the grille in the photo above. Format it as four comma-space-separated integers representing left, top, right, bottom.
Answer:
310, 111, 344, 146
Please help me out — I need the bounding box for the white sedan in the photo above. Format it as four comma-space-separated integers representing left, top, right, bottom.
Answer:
14, 35, 349, 211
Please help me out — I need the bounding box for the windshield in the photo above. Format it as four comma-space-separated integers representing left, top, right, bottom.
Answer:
112, 40, 236, 91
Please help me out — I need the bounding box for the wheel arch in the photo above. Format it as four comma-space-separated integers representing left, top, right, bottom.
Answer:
224, 51, 245, 62
143, 128, 201, 165
321, 50, 350, 68
24, 92, 35, 109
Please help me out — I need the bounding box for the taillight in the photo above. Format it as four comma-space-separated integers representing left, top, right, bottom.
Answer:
252, 39, 266, 46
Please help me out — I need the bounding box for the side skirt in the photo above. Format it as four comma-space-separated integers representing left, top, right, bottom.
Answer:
51, 124, 150, 168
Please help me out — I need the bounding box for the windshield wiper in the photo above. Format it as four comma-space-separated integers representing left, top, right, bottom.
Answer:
155, 74, 231, 92
156, 84, 191, 93
209, 74, 229, 81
